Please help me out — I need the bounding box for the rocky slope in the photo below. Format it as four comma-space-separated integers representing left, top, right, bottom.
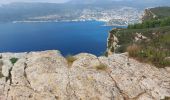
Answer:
142, 7, 170, 21
141, 8, 157, 21
106, 7, 170, 68
0, 50, 170, 100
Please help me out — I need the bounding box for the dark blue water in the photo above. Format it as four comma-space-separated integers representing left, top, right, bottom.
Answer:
0, 21, 116, 56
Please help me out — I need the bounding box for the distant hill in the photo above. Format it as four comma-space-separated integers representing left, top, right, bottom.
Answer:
68, 0, 170, 8
0, 2, 85, 22
142, 7, 170, 21
68, 0, 113, 4
0, 2, 142, 25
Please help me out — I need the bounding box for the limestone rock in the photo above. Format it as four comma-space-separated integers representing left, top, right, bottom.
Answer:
0, 50, 169, 100
134, 33, 149, 42
106, 29, 119, 55
1, 60, 13, 77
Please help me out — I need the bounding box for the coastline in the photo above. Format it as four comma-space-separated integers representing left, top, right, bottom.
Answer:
12, 20, 132, 26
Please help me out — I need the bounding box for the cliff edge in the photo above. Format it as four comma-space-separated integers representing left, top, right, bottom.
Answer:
0, 50, 170, 100
106, 7, 170, 68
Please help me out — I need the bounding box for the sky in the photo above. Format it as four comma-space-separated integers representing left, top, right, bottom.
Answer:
0, 0, 135, 4
0, 0, 167, 4
0, 0, 70, 4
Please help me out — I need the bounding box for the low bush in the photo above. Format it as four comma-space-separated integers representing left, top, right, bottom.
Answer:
127, 44, 170, 68
128, 17, 170, 29
10, 58, 18, 65
112, 25, 170, 68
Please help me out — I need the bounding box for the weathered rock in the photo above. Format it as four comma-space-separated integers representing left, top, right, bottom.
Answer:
0, 50, 169, 100
1, 60, 12, 77
142, 8, 157, 21
134, 33, 149, 42
106, 29, 119, 55
0, 77, 6, 100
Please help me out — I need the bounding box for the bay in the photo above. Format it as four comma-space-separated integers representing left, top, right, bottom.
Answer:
0, 21, 122, 56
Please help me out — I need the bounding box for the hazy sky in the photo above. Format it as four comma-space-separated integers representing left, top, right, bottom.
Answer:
0, 0, 164, 4
0, 0, 70, 4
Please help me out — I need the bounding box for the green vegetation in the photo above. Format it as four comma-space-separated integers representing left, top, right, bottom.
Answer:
114, 26, 170, 68
128, 7, 170, 29
111, 7, 170, 68
149, 7, 170, 19
142, 7, 170, 21
65, 55, 77, 66
10, 58, 18, 65
128, 17, 170, 29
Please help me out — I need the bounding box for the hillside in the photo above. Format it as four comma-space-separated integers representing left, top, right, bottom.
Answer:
68, 0, 170, 8
0, 2, 141, 26
0, 50, 170, 100
107, 7, 170, 68
142, 7, 170, 21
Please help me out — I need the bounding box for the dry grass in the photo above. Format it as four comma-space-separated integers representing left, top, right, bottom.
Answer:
0, 60, 3, 78
65, 55, 77, 66
161, 97, 170, 100
127, 44, 141, 57
95, 63, 108, 71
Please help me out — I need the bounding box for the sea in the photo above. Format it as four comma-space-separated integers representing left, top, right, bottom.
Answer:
0, 21, 124, 56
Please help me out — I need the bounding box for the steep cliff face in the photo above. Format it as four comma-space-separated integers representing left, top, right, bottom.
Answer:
0, 50, 170, 100
106, 29, 119, 55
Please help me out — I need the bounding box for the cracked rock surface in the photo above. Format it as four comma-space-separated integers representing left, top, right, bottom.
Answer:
0, 50, 170, 100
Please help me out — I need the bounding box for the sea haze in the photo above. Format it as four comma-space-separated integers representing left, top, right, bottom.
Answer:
0, 21, 122, 56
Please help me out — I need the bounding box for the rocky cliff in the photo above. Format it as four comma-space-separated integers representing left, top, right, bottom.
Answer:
142, 7, 170, 21
106, 28, 119, 55
141, 8, 157, 21
0, 50, 170, 100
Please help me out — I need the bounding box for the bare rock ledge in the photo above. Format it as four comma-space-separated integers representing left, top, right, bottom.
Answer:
0, 50, 170, 100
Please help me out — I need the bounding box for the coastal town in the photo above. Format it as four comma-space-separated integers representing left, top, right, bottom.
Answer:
14, 7, 142, 26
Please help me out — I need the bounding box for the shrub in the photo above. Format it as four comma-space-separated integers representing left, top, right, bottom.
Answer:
128, 16, 170, 29
65, 55, 77, 66
159, 59, 170, 68
10, 58, 18, 65
127, 44, 141, 57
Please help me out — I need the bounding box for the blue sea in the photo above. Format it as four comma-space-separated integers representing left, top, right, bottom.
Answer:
0, 21, 122, 56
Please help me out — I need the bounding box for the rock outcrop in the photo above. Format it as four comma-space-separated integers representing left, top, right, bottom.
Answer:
142, 8, 157, 21
106, 29, 120, 55
0, 50, 170, 100
134, 33, 149, 42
